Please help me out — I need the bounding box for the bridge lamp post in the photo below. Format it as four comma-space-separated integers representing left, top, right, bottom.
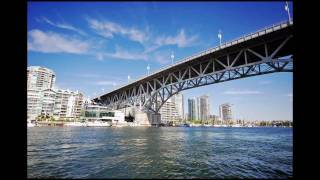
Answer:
218, 30, 222, 46
171, 52, 174, 65
127, 75, 131, 83
285, 1, 291, 22
147, 64, 150, 75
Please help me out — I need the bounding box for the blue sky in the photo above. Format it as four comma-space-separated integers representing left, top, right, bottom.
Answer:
27, 2, 293, 121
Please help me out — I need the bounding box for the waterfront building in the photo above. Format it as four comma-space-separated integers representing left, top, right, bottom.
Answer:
208, 114, 219, 124
81, 104, 126, 125
171, 93, 184, 120
196, 97, 200, 120
219, 103, 233, 124
188, 98, 196, 120
27, 66, 56, 120
53, 89, 84, 120
159, 97, 180, 124
184, 113, 188, 121
40, 89, 56, 117
27, 66, 56, 90
188, 95, 210, 121
199, 95, 210, 121
27, 89, 42, 120
27, 66, 84, 120
83, 97, 92, 107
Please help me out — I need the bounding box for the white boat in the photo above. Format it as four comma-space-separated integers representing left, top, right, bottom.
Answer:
86, 120, 112, 127
64, 122, 86, 127
204, 124, 213, 127
27, 119, 35, 127
232, 124, 242, 127
190, 124, 202, 127
113, 123, 128, 127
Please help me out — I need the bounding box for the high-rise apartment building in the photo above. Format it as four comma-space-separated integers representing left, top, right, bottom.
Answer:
53, 89, 84, 119
188, 95, 210, 121
27, 66, 56, 90
196, 97, 200, 120
199, 95, 210, 121
219, 103, 232, 123
171, 93, 184, 119
158, 93, 184, 124
27, 66, 84, 120
159, 97, 180, 124
188, 98, 196, 120
27, 89, 42, 119
40, 89, 56, 116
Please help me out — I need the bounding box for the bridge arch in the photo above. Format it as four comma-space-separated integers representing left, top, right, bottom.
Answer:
93, 21, 293, 114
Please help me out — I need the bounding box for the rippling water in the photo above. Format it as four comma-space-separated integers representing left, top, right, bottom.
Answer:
27, 127, 292, 178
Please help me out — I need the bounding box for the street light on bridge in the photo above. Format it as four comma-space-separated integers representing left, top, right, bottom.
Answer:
218, 30, 222, 46
147, 64, 150, 75
171, 51, 174, 65
127, 75, 131, 83
285, 1, 291, 22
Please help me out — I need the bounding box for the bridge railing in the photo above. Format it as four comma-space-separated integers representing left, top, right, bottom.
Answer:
95, 20, 293, 99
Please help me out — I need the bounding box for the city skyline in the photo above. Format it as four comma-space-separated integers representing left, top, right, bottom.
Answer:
28, 2, 293, 121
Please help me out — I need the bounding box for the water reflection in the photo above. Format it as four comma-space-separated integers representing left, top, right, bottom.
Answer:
28, 127, 292, 179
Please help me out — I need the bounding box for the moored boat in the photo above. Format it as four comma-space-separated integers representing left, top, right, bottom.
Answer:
27, 119, 36, 127
64, 121, 86, 127
86, 120, 112, 127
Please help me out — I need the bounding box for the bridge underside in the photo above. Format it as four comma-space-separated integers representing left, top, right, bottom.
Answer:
94, 23, 293, 114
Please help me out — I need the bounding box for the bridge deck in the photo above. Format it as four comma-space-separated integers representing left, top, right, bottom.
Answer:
93, 20, 293, 101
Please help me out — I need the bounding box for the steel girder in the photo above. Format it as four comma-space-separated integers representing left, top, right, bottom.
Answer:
96, 31, 293, 113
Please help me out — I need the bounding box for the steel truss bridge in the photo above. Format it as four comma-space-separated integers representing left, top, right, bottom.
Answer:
93, 21, 293, 113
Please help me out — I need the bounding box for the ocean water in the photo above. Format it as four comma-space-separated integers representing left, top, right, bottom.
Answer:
27, 127, 292, 178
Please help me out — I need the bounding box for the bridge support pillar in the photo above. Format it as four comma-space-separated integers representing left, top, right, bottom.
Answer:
135, 110, 161, 126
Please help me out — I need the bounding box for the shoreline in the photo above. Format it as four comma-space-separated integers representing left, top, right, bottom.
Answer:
28, 124, 293, 128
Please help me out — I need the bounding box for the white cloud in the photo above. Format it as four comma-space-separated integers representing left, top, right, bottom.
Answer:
87, 18, 198, 51
87, 18, 147, 44
102, 46, 148, 61
96, 53, 104, 61
223, 90, 262, 95
155, 29, 198, 48
28, 29, 89, 54
40, 17, 87, 36
95, 81, 118, 86
153, 53, 171, 65
143, 29, 198, 53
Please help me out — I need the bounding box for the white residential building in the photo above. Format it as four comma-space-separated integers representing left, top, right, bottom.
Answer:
27, 89, 42, 120
171, 93, 184, 120
27, 66, 56, 90
53, 89, 84, 120
159, 97, 180, 124
40, 89, 56, 116
27, 66, 56, 119
27, 66, 84, 120
219, 103, 233, 123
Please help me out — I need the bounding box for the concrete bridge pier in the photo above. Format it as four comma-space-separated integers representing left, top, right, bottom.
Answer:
119, 107, 161, 126
134, 110, 161, 126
